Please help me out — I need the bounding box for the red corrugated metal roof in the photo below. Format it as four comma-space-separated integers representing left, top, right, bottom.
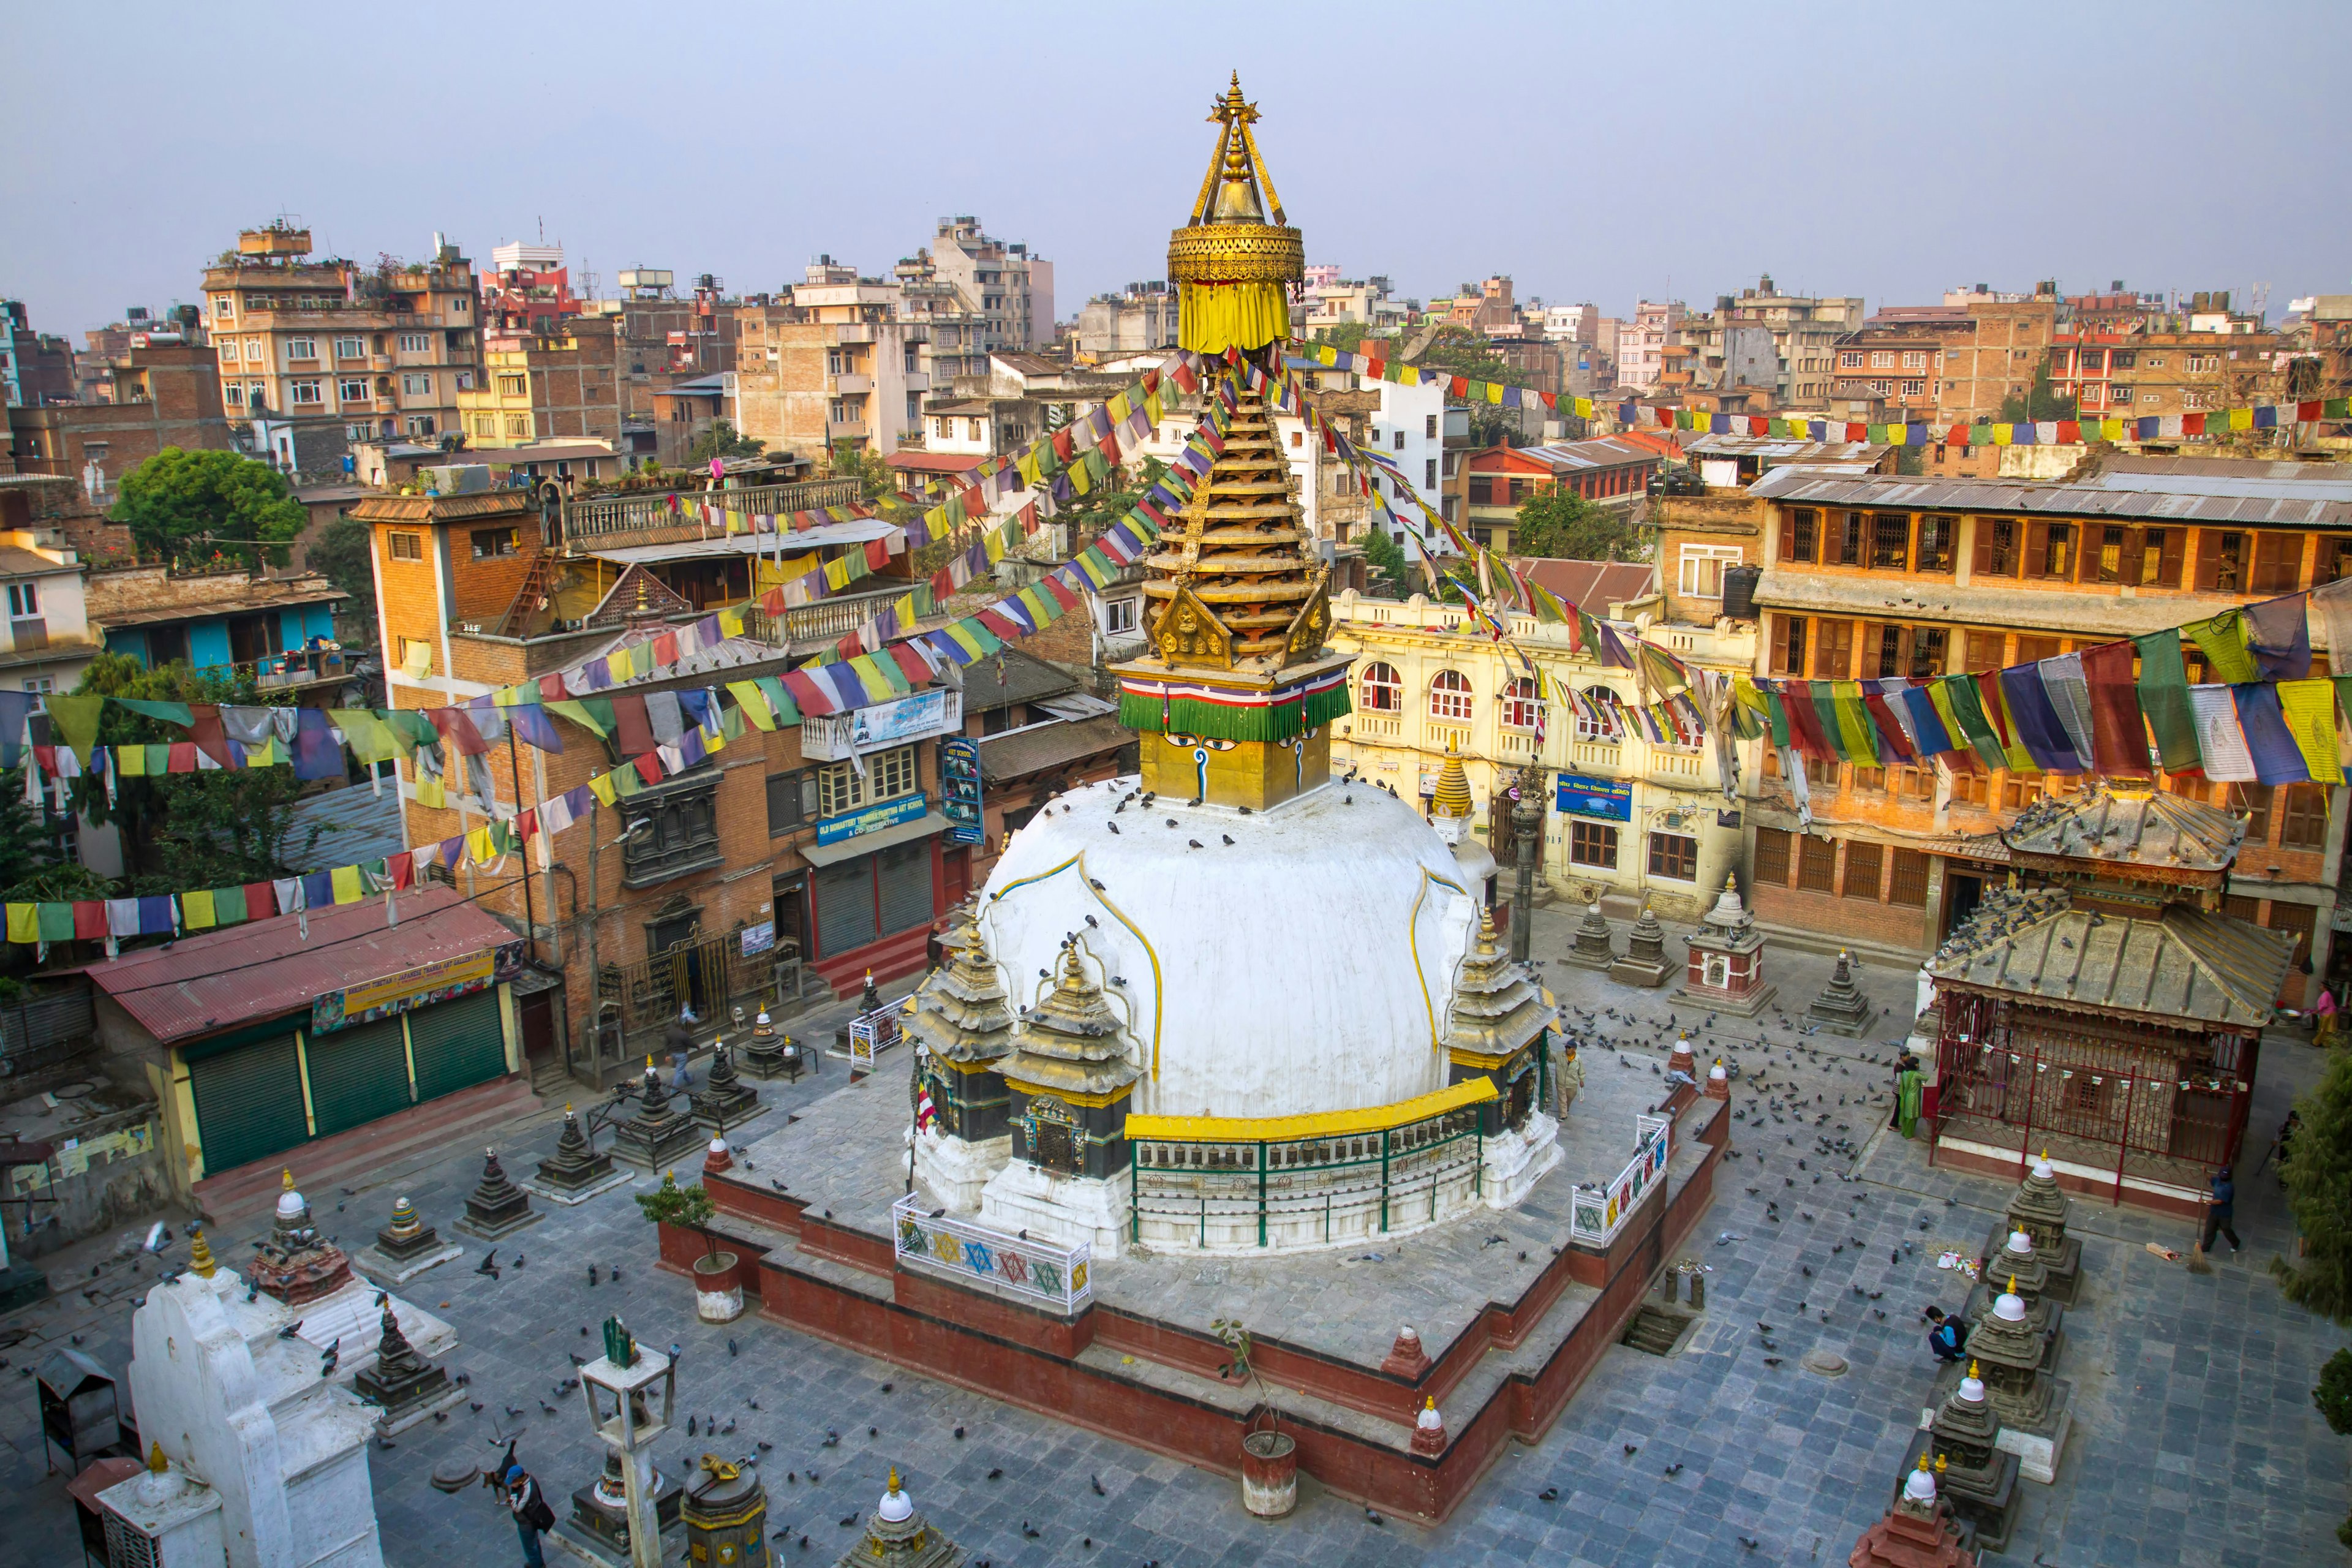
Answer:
86, 885, 518, 1046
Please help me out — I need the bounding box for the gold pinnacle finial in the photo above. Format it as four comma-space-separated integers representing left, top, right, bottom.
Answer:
1934, 1453, 1948, 1473
888, 1465, 902, 1493
188, 1226, 217, 1279
148, 1441, 169, 1475
1422, 1395, 1436, 1412
1967, 1359, 1979, 1378
281, 1167, 295, 1191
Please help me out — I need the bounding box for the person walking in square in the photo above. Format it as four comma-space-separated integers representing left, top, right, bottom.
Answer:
503, 1462, 555, 1567
2198, 1167, 2241, 1256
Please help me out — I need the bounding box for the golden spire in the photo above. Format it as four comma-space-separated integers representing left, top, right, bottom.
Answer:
281, 1167, 295, 1191
188, 1225, 217, 1279
1167, 74, 1302, 356
148, 1441, 170, 1475
887, 1465, 901, 1492
1431, 746, 1472, 819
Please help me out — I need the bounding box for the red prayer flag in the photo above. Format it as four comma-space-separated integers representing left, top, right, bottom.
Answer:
187, 703, 230, 766
2081, 641, 2151, 776
74, 902, 105, 941
538, 674, 566, 701
1780, 680, 1834, 761
514, 809, 537, 842
650, 631, 680, 666
167, 742, 197, 773
2057, 420, 2081, 443
633, 753, 663, 786
1040, 575, 1079, 611
2182, 413, 2206, 435
888, 643, 932, 685
386, 855, 414, 891
429, 706, 488, 756
779, 668, 833, 715
1861, 692, 1916, 763
1450, 377, 1469, 398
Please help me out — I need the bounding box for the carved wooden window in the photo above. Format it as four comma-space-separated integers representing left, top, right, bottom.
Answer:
1428, 669, 1472, 722
1359, 662, 1401, 712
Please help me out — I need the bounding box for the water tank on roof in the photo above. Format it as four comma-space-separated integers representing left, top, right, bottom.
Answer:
1720, 564, 1762, 621
421, 464, 491, 496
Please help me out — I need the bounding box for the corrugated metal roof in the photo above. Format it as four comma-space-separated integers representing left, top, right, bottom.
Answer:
271, 785, 407, 871
957, 648, 1076, 713
86, 884, 517, 1046
1512, 437, 1662, 472
1929, 886, 2291, 1028
1513, 558, 1657, 611
587, 517, 897, 563
1749, 466, 2352, 527
975, 714, 1131, 784
1686, 435, 1890, 462
2000, 788, 2245, 874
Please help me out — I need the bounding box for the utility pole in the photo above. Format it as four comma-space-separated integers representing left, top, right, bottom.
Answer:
1509, 760, 1544, 963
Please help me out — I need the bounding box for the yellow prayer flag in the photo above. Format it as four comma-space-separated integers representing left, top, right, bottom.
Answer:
726, 680, 777, 731
718, 608, 747, 638
116, 745, 146, 777
401, 639, 433, 679
6, 903, 37, 943
182, 890, 216, 931
414, 772, 445, 809
2278, 679, 2343, 784
589, 772, 617, 807
331, 865, 365, 905
466, 826, 496, 864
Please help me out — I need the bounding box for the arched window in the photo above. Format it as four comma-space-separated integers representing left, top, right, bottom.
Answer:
1502, 676, 1544, 733
1429, 669, 1473, 722
1359, 662, 1402, 712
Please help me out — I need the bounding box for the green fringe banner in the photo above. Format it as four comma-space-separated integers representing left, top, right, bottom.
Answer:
1118, 682, 1352, 745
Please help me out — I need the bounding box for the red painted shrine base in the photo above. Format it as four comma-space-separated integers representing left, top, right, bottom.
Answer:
657, 1087, 1726, 1524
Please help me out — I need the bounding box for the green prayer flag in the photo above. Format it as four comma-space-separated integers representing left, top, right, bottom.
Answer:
36, 902, 73, 941
214, 885, 248, 925
545, 699, 606, 737
754, 676, 799, 726
114, 698, 195, 728
2182, 609, 2261, 685
1940, 675, 2010, 771
2134, 628, 2201, 771
46, 695, 102, 765
1831, 682, 1879, 764
383, 710, 439, 751
1760, 690, 1791, 749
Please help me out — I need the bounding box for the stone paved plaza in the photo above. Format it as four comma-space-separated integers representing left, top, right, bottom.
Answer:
4, 916, 2348, 1567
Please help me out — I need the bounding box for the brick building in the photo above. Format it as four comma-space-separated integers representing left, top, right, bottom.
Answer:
1743, 458, 2352, 998
455, 315, 624, 448
7, 340, 234, 505
203, 224, 481, 451
1461, 438, 1661, 552
355, 466, 978, 1084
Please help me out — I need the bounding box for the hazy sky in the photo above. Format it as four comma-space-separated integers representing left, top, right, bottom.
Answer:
7, 2, 2349, 341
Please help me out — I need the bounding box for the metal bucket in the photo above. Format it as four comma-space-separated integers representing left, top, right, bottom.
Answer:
1240, 1428, 1297, 1518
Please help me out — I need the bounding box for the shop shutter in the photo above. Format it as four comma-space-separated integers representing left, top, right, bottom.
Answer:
188, 1035, 307, 1177
876, 840, 934, 937
304, 1017, 412, 1138
815, 860, 876, 959
407, 990, 507, 1103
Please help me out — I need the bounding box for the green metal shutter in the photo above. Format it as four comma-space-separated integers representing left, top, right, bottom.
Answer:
815, 860, 876, 958
876, 840, 934, 937
406, 990, 507, 1102
304, 1018, 412, 1137
187, 1035, 308, 1176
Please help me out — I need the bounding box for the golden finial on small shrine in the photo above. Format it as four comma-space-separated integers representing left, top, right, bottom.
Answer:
281, 1167, 295, 1191
887, 1465, 902, 1494
187, 1226, 217, 1279
148, 1441, 169, 1474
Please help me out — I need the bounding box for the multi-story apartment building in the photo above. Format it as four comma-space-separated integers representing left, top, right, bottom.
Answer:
731, 260, 932, 458
480, 241, 581, 334
203, 224, 481, 447
1616, 300, 1686, 393
1327, 576, 1758, 922
1742, 458, 2352, 1002
1682, 278, 1863, 407
355, 461, 964, 1084
454, 315, 624, 448
2049, 328, 2288, 421
1831, 308, 1955, 419
7, 338, 233, 503
0, 300, 77, 408
924, 217, 1053, 354
1302, 272, 1405, 334
1935, 291, 2059, 423
1072, 283, 1178, 356
590, 268, 744, 424
1461, 437, 1663, 552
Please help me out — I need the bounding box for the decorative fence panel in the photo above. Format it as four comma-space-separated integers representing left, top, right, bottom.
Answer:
891, 1194, 1091, 1314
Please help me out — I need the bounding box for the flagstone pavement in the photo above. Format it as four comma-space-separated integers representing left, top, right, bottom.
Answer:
2, 919, 2346, 1566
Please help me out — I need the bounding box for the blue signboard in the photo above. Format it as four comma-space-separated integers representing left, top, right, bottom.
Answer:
939, 737, 984, 846
1556, 774, 1633, 822
815, 791, 927, 846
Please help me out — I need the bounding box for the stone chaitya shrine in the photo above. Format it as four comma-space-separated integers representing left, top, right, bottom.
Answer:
1924, 786, 2295, 1216
662, 77, 1732, 1528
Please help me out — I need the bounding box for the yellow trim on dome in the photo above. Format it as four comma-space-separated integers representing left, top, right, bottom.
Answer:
1126, 1077, 1495, 1145
1409, 869, 1471, 1050
987, 851, 1164, 1079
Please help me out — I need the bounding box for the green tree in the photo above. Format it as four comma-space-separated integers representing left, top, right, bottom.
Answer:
1311, 322, 1376, 354
1412, 325, 1509, 384
2319, 1348, 2352, 1547
0, 766, 81, 898
303, 515, 377, 650
2274, 1044, 2352, 1322
829, 444, 906, 509
113, 447, 306, 569
1358, 526, 1421, 600
62, 654, 314, 889
1513, 486, 1637, 561
688, 420, 764, 465
1995, 354, 2079, 423
636, 1170, 722, 1263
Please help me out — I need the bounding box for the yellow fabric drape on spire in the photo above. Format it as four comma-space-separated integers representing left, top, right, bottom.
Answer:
1178, 281, 1292, 357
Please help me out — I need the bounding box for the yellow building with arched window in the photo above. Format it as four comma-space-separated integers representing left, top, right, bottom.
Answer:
1327, 586, 1762, 922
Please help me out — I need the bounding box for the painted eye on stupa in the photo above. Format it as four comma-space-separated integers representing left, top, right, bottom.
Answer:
1164, 733, 1235, 752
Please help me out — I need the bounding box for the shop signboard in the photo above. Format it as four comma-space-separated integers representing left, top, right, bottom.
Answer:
940, 737, 984, 846
1555, 774, 1633, 822
312, 949, 497, 1033
815, 791, 928, 846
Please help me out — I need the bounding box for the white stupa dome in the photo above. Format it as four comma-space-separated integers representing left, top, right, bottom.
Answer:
876, 1479, 913, 1523
2005, 1229, 2035, 1256
1415, 1399, 1444, 1431
1902, 1463, 1938, 1503
1992, 1289, 2027, 1322
1959, 1370, 1986, 1402
2032, 1152, 2056, 1180
976, 774, 1477, 1118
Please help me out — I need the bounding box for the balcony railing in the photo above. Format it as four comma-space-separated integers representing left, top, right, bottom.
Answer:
561, 477, 862, 545
740, 579, 934, 650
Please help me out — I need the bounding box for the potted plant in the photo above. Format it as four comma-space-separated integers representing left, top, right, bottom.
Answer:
638, 1172, 740, 1323
1214, 1317, 1295, 1518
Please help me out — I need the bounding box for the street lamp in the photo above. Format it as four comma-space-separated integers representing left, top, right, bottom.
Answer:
578, 1317, 674, 1568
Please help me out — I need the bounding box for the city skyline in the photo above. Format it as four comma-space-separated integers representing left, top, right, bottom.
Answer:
5, 2, 2348, 338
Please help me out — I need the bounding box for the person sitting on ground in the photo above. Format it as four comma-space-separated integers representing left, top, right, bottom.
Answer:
1924, 1305, 1967, 1363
